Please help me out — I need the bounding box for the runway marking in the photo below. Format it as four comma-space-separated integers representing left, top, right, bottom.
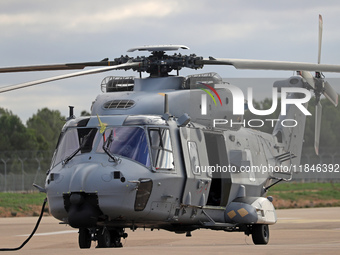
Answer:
17, 230, 78, 237
278, 219, 340, 223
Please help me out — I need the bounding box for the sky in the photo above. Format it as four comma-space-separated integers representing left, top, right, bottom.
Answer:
1, 0, 340, 123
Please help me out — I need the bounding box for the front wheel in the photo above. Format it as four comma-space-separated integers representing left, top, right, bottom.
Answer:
78, 228, 91, 249
251, 224, 269, 245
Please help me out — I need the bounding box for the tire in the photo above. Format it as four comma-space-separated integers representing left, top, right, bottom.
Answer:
252, 224, 269, 245
78, 228, 91, 249
97, 227, 111, 248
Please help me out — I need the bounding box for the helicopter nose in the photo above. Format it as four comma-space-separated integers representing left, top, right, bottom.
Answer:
61, 161, 131, 228
47, 157, 152, 225
63, 163, 107, 228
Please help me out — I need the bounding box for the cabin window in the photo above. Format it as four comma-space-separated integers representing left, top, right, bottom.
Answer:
148, 128, 174, 170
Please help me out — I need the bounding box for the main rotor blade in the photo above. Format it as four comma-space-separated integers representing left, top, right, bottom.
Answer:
127, 45, 189, 52
0, 60, 115, 73
323, 80, 339, 106
318, 14, 323, 64
0, 62, 140, 93
300, 71, 315, 89
200, 58, 340, 73
314, 102, 322, 155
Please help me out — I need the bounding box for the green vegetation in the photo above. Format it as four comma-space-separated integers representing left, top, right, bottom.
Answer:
0, 107, 91, 175
0, 192, 47, 216
0, 183, 339, 217
0, 108, 66, 174
268, 182, 340, 208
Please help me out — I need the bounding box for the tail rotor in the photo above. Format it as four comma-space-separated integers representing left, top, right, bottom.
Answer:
299, 14, 338, 155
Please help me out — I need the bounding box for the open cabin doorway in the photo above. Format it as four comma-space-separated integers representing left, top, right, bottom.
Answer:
204, 131, 231, 207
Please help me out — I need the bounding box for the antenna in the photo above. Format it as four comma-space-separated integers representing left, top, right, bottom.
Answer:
164, 94, 169, 114
67, 106, 76, 120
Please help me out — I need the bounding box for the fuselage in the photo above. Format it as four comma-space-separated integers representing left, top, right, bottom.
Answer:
46, 113, 279, 231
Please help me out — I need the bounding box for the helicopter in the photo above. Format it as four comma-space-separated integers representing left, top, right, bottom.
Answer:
0, 15, 339, 249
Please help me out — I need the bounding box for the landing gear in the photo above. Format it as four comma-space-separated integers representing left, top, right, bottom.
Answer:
77, 227, 127, 249
109, 229, 125, 247
97, 227, 111, 248
251, 224, 269, 245
78, 228, 91, 249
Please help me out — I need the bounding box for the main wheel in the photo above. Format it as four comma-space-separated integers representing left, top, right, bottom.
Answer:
97, 228, 111, 248
252, 224, 269, 245
78, 228, 91, 249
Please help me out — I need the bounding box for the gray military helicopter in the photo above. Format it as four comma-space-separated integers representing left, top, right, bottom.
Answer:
0, 15, 339, 248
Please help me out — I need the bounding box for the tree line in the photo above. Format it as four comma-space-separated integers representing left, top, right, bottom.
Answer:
0, 108, 89, 174
0, 97, 339, 174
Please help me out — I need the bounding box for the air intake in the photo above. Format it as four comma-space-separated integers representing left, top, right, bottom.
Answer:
103, 99, 135, 109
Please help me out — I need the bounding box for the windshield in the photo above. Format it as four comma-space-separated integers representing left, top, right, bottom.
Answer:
97, 127, 150, 167
52, 126, 152, 168
52, 128, 98, 167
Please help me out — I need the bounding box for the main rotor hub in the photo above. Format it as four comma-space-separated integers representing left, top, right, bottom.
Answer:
114, 45, 203, 77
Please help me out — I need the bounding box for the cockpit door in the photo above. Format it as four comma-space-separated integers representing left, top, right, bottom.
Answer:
179, 127, 211, 207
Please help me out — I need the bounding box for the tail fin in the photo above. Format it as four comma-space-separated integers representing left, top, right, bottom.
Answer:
272, 76, 310, 165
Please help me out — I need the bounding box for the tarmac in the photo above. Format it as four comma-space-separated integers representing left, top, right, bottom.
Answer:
0, 207, 339, 255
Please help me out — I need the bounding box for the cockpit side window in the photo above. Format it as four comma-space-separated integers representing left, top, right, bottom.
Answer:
52, 128, 98, 167
148, 128, 174, 170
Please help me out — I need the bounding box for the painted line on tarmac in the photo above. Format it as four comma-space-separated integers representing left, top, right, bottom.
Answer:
278, 219, 340, 223
17, 230, 78, 237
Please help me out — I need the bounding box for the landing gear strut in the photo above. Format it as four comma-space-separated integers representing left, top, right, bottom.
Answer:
78, 227, 127, 249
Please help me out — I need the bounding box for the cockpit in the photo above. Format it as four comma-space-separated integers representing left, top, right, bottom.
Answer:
50, 116, 174, 171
